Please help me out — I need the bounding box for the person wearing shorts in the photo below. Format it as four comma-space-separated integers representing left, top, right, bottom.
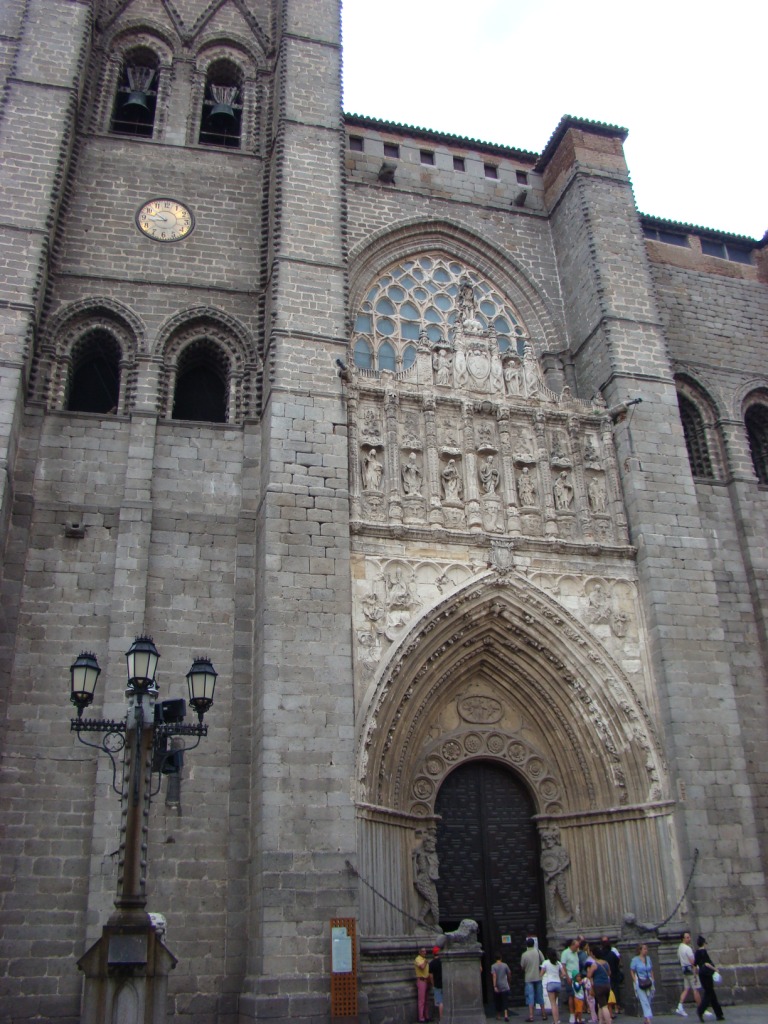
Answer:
676, 931, 701, 1016
429, 946, 444, 1021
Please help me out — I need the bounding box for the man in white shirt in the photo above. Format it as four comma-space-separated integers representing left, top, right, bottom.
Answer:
676, 931, 701, 1016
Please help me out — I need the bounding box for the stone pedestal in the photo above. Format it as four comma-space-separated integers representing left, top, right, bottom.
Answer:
78, 923, 177, 1024
443, 945, 485, 1024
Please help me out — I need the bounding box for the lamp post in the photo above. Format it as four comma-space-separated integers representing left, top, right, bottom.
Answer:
71, 636, 217, 1024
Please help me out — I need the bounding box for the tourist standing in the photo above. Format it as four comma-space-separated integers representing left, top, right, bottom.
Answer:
521, 937, 546, 1021
561, 939, 581, 1024
629, 944, 654, 1024
541, 950, 565, 1024
429, 946, 444, 1021
415, 946, 430, 1022
492, 953, 512, 1022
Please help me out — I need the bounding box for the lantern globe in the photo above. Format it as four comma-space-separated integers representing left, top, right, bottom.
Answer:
187, 657, 217, 718
70, 651, 101, 713
126, 635, 160, 693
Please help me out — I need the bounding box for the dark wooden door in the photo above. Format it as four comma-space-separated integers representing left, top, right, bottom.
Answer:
435, 760, 544, 1006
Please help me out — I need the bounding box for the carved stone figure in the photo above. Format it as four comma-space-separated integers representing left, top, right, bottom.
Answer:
586, 583, 612, 626
517, 466, 537, 506
361, 409, 382, 444
588, 475, 607, 513
362, 591, 384, 629
433, 348, 453, 386
489, 353, 503, 394
441, 459, 463, 502
523, 347, 543, 397
401, 452, 423, 495
540, 827, 575, 923
550, 433, 570, 466
457, 276, 477, 322
413, 831, 440, 927
479, 455, 500, 494
362, 447, 383, 490
503, 355, 522, 396
553, 471, 574, 510
444, 918, 479, 947
584, 437, 601, 465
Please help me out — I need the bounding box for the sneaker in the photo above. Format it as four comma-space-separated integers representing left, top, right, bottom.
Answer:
676, 1008, 688, 1017
703, 1014, 716, 1021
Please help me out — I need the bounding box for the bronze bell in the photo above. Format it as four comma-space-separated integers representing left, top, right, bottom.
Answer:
122, 90, 150, 113
208, 101, 237, 128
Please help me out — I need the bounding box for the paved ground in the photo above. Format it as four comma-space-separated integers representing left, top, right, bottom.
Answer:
487, 1007, 768, 1024
488, 1008, 768, 1023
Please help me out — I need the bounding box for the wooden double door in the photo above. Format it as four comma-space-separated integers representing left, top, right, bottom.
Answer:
435, 760, 545, 1006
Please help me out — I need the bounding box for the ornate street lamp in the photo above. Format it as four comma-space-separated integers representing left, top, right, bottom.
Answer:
70, 637, 217, 1022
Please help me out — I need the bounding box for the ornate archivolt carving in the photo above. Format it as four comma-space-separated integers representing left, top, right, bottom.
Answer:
408, 727, 564, 819
357, 572, 667, 817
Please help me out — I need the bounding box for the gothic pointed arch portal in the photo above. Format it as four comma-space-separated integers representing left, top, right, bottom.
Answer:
355, 571, 681, 946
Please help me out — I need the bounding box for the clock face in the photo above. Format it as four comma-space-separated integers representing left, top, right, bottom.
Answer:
136, 199, 194, 242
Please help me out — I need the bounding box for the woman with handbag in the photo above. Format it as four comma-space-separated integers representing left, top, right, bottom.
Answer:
694, 935, 725, 1021
629, 943, 655, 1024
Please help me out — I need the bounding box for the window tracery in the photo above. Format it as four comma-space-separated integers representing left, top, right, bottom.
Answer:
352, 255, 527, 373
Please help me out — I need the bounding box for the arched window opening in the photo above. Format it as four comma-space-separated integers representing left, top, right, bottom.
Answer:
172, 342, 228, 423
377, 340, 396, 373
745, 404, 768, 485
199, 60, 242, 148
678, 393, 713, 479
67, 331, 121, 414
111, 49, 158, 137
402, 344, 417, 370
353, 338, 373, 370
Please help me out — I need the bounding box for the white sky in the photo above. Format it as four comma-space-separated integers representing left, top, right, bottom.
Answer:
341, 0, 766, 240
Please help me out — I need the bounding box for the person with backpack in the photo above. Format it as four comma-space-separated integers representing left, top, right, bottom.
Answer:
587, 946, 613, 1024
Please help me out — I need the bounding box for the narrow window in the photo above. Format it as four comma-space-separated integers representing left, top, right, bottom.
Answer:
199, 60, 242, 148
678, 394, 713, 479
453, 156, 465, 172
353, 339, 373, 370
377, 341, 396, 373
420, 150, 434, 166
516, 170, 528, 184
67, 331, 121, 414
484, 163, 498, 179
111, 51, 158, 137
402, 345, 417, 370
746, 405, 768, 485
383, 143, 399, 159
172, 342, 227, 422
349, 136, 364, 152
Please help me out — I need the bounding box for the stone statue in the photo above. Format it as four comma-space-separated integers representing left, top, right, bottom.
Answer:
586, 583, 612, 626
457, 276, 477, 322
362, 447, 383, 490
443, 918, 479, 947
588, 475, 607, 513
553, 471, 574, 510
433, 348, 453, 387
540, 827, 575, 923
413, 831, 440, 927
517, 466, 537, 506
490, 353, 503, 394
441, 459, 463, 502
401, 452, 423, 495
503, 355, 522, 396
479, 455, 500, 494
523, 347, 543, 397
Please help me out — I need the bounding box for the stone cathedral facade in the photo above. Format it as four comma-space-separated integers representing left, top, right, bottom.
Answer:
0, 1, 767, 1022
